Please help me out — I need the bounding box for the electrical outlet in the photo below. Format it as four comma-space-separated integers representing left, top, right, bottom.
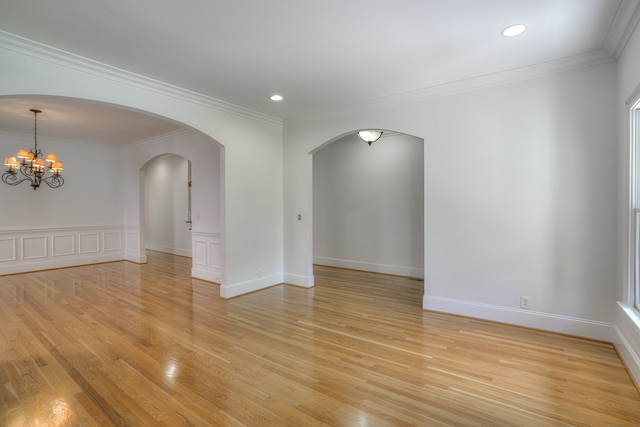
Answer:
520, 296, 531, 310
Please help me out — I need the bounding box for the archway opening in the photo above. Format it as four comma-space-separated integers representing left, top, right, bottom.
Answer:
142, 154, 192, 257
0, 95, 224, 284
312, 130, 424, 302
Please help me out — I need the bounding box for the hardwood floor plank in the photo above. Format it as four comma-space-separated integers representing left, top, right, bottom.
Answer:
0, 253, 639, 426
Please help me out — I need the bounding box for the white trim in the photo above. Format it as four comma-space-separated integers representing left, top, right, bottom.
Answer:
0, 129, 115, 147
284, 273, 315, 288
424, 295, 616, 342
125, 129, 194, 149
103, 232, 123, 252
627, 94, 640, 308
0, 30, 282, 127
0, 238, 17, 262
0, 225, 125, 275
52, 234, 75, 257
124, 226, 146, 263
191, 264, 221, 284
220, 273, 284, 299
22, 236, 47, 260
0, 224, 123, 234
604, 0, 640, 59
635, 210, 640, 308
79, 233, 100, 254
288, 50, 616, 125
145, 242, 191, 258
0, 253, 124, 275
614, 326, 640, 387
614, 303, 640, 386
627, 108, 638, 307
191, 231, 222, 283
314, 256, 423, 278
125, 251, 147, 264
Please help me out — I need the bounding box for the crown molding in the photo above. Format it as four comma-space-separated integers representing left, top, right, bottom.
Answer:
124, 128, 194, 149
0, 31, 282, 127
603, 0, 640, 59
286, 49, 616, 126
0, 128, 111, 147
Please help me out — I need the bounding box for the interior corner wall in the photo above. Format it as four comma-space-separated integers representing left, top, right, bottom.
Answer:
144, 154, 191, 257
0, 41, 284, 296
313, 133, 424, 278
284, 62, 618, 342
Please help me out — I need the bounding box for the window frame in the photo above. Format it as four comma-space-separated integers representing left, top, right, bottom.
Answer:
629, 100, 640, 311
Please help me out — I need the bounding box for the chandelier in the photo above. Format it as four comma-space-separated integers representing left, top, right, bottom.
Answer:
2, 109, 64, 190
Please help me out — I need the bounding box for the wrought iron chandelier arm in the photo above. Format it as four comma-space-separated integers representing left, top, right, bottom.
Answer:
1, 170, 32, 186
41, 175, 64, 189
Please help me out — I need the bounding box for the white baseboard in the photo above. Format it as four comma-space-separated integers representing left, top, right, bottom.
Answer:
614, 325, 640, 387
614, 303, 640, 387
0, 253, 124, 275
145, 243, 192, 257
125, 251, 147, 264
314, 256, 423, 278
192, 264, 221, 284
220, 273, 284, 299
424, 295, 616, 342
284, 272, 315, 288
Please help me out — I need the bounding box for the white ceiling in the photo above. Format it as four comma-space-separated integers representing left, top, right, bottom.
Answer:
0, 0, 636, 144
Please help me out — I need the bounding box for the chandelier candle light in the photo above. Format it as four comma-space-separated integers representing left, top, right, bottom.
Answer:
3, 109, 64, 190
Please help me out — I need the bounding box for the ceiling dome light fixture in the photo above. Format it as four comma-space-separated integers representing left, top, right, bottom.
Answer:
270, 94, 283, 101
502, 24, 527, 37
2, 109, 64, 190
357, 130, 383, 146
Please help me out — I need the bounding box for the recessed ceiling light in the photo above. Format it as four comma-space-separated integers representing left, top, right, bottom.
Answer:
501, 24, 527, 37
270, 94, 283, 101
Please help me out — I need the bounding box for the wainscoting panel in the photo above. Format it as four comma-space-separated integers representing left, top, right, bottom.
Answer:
193, 240, 207, 266
124, 226, 145, 263
0, 226, 125, 275
52, 234, 75, 257
208, 241, 222, 270
104, 232, 122, 252
0, 238, 17, 262
22, 236, 47, 260
191, 232, 222, 284
79, 233, 100, 254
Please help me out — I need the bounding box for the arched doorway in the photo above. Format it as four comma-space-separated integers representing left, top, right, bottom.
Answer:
0, 95, 224, 283
142, 154, 192, 257
311, 130, 425, 298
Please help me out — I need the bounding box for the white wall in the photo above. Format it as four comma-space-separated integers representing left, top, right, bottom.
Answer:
0, 131, 123, 228
0, 33, 284, 297
313, 132, 424, 277
144, 154, 191, 257
285, 62, 618, 341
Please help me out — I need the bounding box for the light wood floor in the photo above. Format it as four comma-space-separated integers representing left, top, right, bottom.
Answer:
1, 252, 639, 426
